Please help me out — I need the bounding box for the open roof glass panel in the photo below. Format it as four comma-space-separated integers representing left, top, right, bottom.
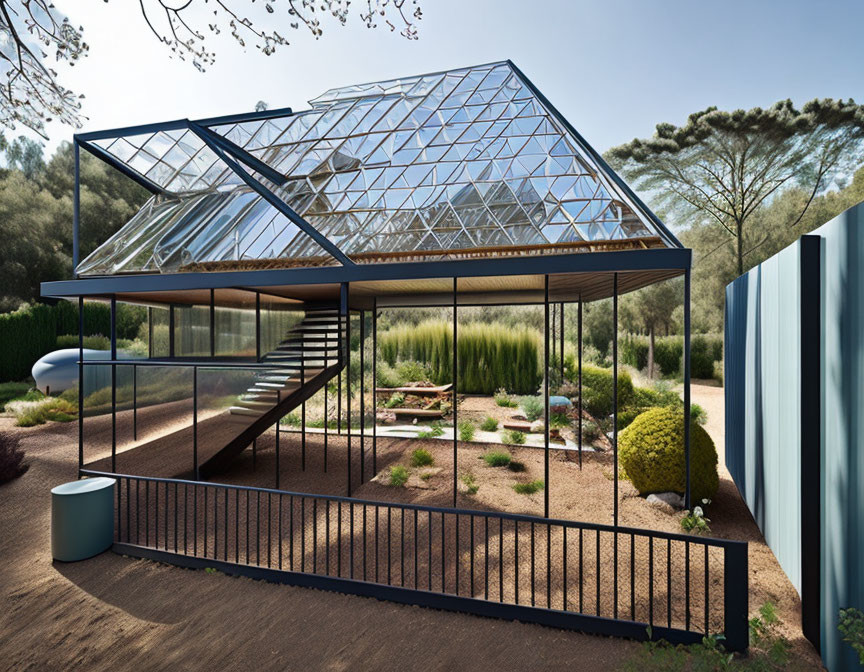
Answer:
77, 61, 679, 276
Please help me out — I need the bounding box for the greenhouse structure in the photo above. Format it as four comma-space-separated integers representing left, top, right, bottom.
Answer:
41, 61, 747, 651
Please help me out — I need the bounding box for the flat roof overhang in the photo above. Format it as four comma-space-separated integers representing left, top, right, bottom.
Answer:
41, 247, 691, 307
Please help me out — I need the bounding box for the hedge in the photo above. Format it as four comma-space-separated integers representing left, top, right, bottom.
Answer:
620, 333, 723, 379
0, 301, 145, 383
379, 320, 541, 394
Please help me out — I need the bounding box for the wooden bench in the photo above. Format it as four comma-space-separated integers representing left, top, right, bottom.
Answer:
375, 384, 452, 397
390, 408, 445, 418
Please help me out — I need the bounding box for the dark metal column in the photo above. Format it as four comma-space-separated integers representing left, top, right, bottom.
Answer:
147, 307, 153, 358
209, 289, 215, 358
72, 141, 80, 274
544, 276, 550, 518
372, 297, 378, 474
577, 296, 583, 470
77, 296, 84, 472
560, 302, 565, 384
169, 305, 175, 358
193, 366, 199, 480
360, 309, 365, 483
452, 277, 458, 508
110, 296, 117, 473
613, 273, 619, 527
684, 267, 692, 511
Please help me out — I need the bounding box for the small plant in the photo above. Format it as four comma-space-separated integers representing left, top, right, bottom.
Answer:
419, 472, 433, 481
550, 412, 570, 428
410, 448, 434, 467
680, 499, 712, 534
480, 416, 499, 431
691, 402, 708, 425
384, 392, 405, 409
501, 429, 526, 445
281, 412, 301, 426
519, 395, 544, 421
580, 419, 602, 442
494, 388, 518, 408
513, 480, 544, 495
0, 433, 28, 484
838, 607, 864, 665
389, 465, 409, 487
508, 460, 526, 473
460, 472, 479, 494
417, 422, 445, 440
11, 397, 78, 426
483, 451, 512, 467
458, 420, 475, 441
204, 567, 219, 575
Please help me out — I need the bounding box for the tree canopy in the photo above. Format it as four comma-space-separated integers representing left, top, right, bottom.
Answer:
607, 99, 864, 276
0, 1, 423, 138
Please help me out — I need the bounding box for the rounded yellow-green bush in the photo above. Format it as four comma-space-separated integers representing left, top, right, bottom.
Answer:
619, 407, 718, 501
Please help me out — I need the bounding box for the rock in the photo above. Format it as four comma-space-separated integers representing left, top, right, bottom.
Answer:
530, 420, 545, 433
646, 492, 685, 513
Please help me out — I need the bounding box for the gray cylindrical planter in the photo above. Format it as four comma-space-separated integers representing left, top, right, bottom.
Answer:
51, 477, 116, 562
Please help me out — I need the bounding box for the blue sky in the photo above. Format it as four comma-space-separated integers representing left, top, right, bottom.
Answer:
45, 0, 864, 155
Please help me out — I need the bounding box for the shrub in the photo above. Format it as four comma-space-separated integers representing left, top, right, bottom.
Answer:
0, 433, 28, 483
680, 501, 711, 534
0, 382, 33, 409
56, 334, 111, 350
501, 430, 526, 445
653, 337, 683, 376
619, 407, 718, 501
379, 320, 541, 394
389, 465, 409, 487
410, 448, 434, 467
11, 397, 77, 426
550, 412, 570, 428
395, 360, 429, 384
519, 395, 543, 421
621, 333, 649, 371
713, 360, 723, 385
494, 388, 518, 408
690, 335, 715, 379
581, 364, 635, 418
483, 451, 512, 467
581, 420, 602, 442
513, 480, 544, 495
384, 392, 405, 409
480, 416, 498, 431
838, 607, 864, 665
690, 403, 707, 425
458, 420, 475, 441
376, 360, 403, 388
460, 472, 479, 494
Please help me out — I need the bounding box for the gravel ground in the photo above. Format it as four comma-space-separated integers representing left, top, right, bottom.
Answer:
0, 382, 823, 670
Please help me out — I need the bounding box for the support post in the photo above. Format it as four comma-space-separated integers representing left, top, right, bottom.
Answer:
578, 296, 583, 470
193, 366, 199, 480
209, 289, 215, 358
169, 305, 175, 358
613, 273, 619, 527
560, 302, 565, 385
147, 307, 153, 358
544, 276, 550, 519
78, 296, 84, 472
799, 235, 822, 652
72, 141, 80, 275
684, 267, 692, 511
133, 364, 137, 441
360, 309, 365, 483
452, 277, 458, 508
255, 292, 261, 361
373, 298, 378, 474
110, 296, 117, 473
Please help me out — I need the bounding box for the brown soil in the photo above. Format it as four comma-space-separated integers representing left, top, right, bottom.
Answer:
0, 383, 824, 670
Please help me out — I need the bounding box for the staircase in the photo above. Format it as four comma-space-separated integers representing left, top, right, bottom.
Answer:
229, 307, 343, 417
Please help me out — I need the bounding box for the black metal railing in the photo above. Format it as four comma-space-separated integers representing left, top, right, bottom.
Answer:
87, 471, 749, 651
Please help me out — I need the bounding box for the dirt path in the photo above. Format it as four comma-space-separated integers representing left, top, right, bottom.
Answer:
0, 417, 633, 672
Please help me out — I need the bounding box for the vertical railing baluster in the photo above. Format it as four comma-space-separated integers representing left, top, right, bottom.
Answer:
455, 513, 460, 596
514, 521, 519, 604
312, 498, 317, 574
325, 500, 330, 575
349, 501, 354, 579
704, 544, 710, 634
235, 489, 239, 564
290, 495, 295, 571
400, 508, 405, 587
499, 517, 503, 603
428, 511, 433, 591
578, 527, 583, 613
337, 500, 341, 577
530, 522, 535, 607
649, 536, 654, 627
269, 492, 273, 569
362, 504, 367, 581
279, 493, 284, 570
667, 538, 672, 628
547, 525, 551, 609
224, 488, 229, 561
685, 541, 691, 631
440, 511, 445, 593
204, 487, 208, 558
146, 480, 150, 547
388, 507, 392, 585
192, 483, 197, 556
595, 529, 600, 616
375, 505, 380, 583
301, 497, 306, 573
470, 515, 475, 597
484, 516, 489, 601
563, 526, 568, 611
630, 534, 635, 621
414, 509, 418, 589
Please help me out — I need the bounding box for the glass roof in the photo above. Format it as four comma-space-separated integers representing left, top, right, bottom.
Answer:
77, 61, 678, 276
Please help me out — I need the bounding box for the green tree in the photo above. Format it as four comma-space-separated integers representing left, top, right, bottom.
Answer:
607, 99, 864, 277
620, 278, 682, 377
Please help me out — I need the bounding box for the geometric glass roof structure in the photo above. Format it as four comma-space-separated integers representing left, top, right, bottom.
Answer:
76, 61, 680, 276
